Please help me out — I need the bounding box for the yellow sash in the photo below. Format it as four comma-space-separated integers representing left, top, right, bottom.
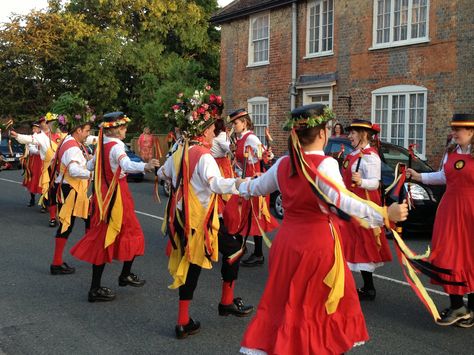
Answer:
57, 166, 90, 234
168, 185, 219, 289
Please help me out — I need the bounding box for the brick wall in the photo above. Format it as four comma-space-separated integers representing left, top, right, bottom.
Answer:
219, 0, 473, 165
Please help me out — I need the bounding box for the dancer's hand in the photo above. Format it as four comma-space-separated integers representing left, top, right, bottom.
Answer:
351, 172, 362, 186
406, 168, 421, 182
145, 159, 160, 172
387, 200, 409, 222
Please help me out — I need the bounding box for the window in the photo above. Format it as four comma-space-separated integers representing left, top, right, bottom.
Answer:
372, 85, 427, 158
248, 13, 270, 66
247, 97, 269, 144
306, 0, 334, 56
303, 87, 333, 107
372, 0, 429, 48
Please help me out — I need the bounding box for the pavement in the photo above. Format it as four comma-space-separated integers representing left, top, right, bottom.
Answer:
0, 169, 473, 355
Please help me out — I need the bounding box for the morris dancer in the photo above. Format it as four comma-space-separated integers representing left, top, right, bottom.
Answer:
238, 104, 408, 355
47, 115, 93, 275
22, 122, 43, 207
158, 88, 253, 340
407, 113, 474, 327
11, 113, 66, 227
71, 112, 160, 302
224, 109, 279, 267
340, 119, 391, 300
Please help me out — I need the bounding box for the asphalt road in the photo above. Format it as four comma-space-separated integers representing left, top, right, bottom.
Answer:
0, 169, 473, 355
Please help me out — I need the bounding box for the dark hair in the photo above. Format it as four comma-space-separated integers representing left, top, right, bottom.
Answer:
332, 123, 344, 135
214, 118, 226, 136
288, 122, 327, 176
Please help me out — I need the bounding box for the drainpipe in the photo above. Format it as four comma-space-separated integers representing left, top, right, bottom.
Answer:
290, 0, 298, 110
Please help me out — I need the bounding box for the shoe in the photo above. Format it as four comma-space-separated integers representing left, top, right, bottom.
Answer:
436, 306, 470, 326
241, 254, 264, 267
40, 206, 47, 213
456, 311, 474, 328
118, 273, 146, 287
27, 200, 35, 207
219, 297, 254, 317
175, 318, 200, 339
50, 262, 75, 275
88, 287, 116, 302
49, 219, 57, 227
357, 288, 376, 301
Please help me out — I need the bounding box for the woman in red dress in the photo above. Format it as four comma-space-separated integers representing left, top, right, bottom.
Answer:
71, 112, 160, 302
224, 109, 279, 267
340, 119, 391, 300
407, 113, 474, 327
237, 104, 408, 355
22, 122, 43, 207
137, 126, 154, 162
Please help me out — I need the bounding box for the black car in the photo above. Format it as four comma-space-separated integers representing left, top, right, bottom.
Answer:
270, 137, 444, 237
0, 136, 24, 170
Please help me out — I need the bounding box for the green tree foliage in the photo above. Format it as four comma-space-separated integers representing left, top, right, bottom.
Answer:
0, 0, 220, 133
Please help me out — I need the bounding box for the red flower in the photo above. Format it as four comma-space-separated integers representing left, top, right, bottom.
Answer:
209, 94, 217, 103
172, 104, 180, 111
197, 107, 206, 114
216, 96, 223, 105
205, 85, 211, 91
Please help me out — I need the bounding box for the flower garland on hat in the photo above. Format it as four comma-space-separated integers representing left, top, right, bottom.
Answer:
283, 106, 335, 131
168, 85, 224, 138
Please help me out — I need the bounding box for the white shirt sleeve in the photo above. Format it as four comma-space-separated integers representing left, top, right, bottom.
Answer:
421, 153, 447, 185
157, 154, 176, 185
245, 134, 263, 164
238, 157, 282, 198
87, 155, 95, 171
210, 132, 231, 158
197, 153, 237, 195
240, 154, 383, 227
110, 143, 146, 173
358, 152, 381, 190
64, 146, 91, 179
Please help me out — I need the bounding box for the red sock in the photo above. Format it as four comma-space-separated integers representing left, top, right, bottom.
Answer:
221, 281, 235, 305
52, 238, 67, 266
178, 300, 190, 325
49, 205, 57, 220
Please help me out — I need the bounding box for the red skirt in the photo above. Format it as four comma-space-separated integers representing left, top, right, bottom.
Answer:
23, 154, 42, 194
241, 217, 368, 355
70, 179, 145, 264
223, 195, 279, 236
430, 188, 474, 294
340, 219, 392, 265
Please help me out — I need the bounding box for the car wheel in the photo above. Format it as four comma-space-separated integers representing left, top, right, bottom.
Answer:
162, 181, 171, 197
273, 192, 284, 219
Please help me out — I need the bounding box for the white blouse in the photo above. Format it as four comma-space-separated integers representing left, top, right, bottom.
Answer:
87, 136, 146, 178
348, 144, 381, 190
158, 145, 238, 209
15, 131, 56, 160
238, 151, 384, 228
210, 131, 231, 158
54, 135, 91, 184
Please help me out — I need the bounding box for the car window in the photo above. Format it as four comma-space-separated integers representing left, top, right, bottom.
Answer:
379, 144, 432, 172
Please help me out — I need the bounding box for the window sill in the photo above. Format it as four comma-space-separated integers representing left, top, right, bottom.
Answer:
303, 51, 334, 59
369, 38, 430, 51
246, 61, 270, 68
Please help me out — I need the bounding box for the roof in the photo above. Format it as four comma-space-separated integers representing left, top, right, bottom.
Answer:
211, 0, 297, 25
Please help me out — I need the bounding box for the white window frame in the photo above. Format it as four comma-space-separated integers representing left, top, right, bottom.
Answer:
248, 13, 270, 67
371, 85, 428, 159
370, 0, 430, 50
305, 0, 334, 58
302, 86, 333, 107
247, 97, 269, 144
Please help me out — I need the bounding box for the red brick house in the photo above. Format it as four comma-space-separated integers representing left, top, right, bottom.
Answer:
211, 0, 473, 165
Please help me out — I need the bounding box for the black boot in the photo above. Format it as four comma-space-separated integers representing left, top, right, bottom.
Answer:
175, 318, 200, 339
218, 297, 254, 317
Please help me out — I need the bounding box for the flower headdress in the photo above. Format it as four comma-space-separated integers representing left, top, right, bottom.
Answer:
168, 85, 224, 138
100, 112, 131, 128
283, 105, 334, 131
50, 93, 96, 132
